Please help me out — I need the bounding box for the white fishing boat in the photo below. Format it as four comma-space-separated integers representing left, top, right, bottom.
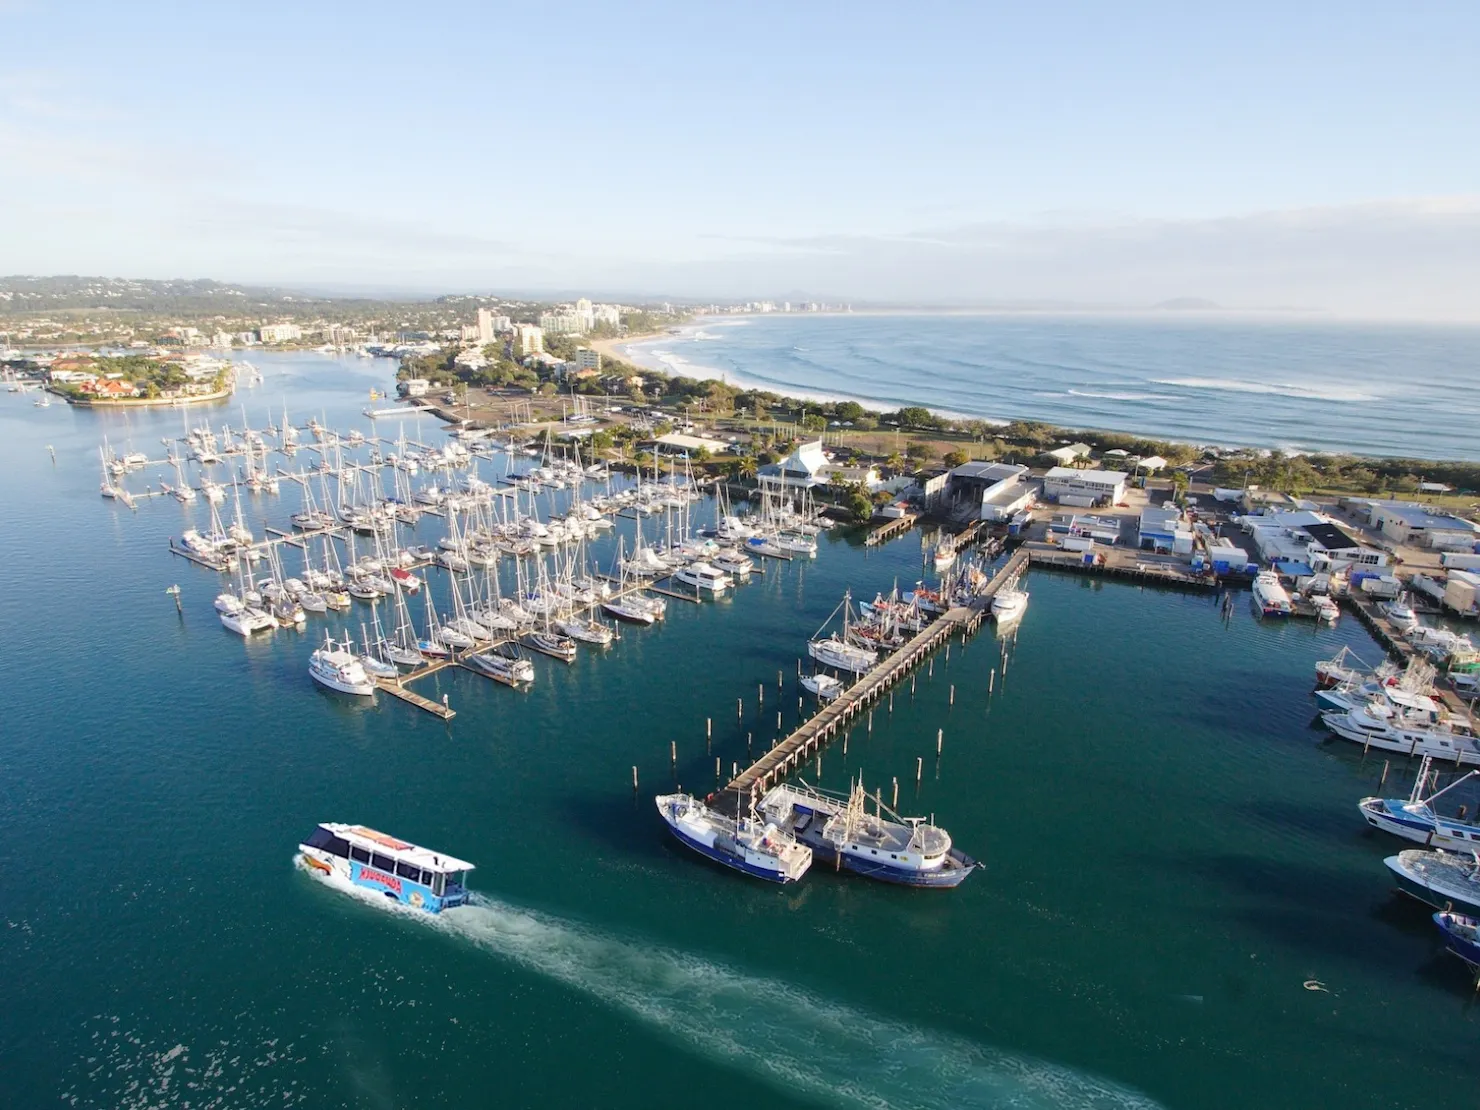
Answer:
809, 634, 876, 675
1360, 757, 1480, 851
807, 590, 877, 675
309, 635, 377, 695
801, 673, 845, 700
1252, 570, 1293, 617
655, 793, 812, 883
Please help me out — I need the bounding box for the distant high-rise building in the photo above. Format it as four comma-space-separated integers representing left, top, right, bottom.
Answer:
515, 324, 544, 357
593, 304, 621, 328
476, 307, 495, 344
258, 322, 302, 343
539, 311, 586, 336
575, 347, 601, 372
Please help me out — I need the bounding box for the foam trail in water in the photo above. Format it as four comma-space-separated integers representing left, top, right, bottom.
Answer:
306, 868, 1161, 1110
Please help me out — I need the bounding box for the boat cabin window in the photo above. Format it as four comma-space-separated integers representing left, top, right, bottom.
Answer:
431, 872, 447, 896
306, 828, 351, 858
371, 853, 395, 873
349, 845, 371, 865
395, 861, 423, 884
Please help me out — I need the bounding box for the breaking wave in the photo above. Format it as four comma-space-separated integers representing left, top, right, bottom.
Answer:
1149, 378, 1379, 402
1066, 390, 1177, 403
302, 863, 1161, 1110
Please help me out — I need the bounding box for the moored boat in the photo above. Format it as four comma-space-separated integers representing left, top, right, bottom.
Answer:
760, 781, 977, 888
1385, 849, 1480, 915
1433, 911, 1480, 968
1252, 569, 1293, 617
309, 635, 377, 696
464, 650, 535, 686
991, 585, 1029, 622
655, 793, 812, 883
801, 673, 845, 700
297, 823, 474, 913
1359, 757, 1480, 851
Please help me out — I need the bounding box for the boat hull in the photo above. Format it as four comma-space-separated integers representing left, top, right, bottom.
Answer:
1435, 912, 1480, 968
663, 820, 800, 883
1385, 855, 1480, 915
803, 837, 977, 887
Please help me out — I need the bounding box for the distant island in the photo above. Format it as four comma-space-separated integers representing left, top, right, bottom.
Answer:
1150, 297, 1222, 311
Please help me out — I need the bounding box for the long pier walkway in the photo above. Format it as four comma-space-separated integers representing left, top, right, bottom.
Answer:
714, 548, 1029, 813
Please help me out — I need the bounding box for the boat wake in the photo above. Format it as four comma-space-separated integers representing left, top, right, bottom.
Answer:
300, 862, 1160, 1109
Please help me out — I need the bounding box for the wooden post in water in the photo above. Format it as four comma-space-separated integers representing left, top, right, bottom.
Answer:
889, 691, 894, 713
911, 675, 916, 697
738, 698, 743, 720
868, 710, 873, 733
778, 669, 783, 689
1379, 760, 1390, 789
937, 728, 943, 754
759, 683, 764, 707
916, 757, 922, 784
777, 710, 782, 730
949, 684, 955, 706
747, 731, 752, 756
632, 766, 638, 791
928, 658, 934, 678
891, 778, 899, 808
989, 668, 995, 693
670, 740, 677, 767
715, 756, 721, 780
946, 643, 950, 661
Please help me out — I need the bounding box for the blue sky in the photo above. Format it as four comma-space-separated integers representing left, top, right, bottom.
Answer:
2, 1, 1478, 315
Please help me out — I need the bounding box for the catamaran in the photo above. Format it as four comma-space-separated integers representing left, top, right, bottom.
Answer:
298, 823, 474, 914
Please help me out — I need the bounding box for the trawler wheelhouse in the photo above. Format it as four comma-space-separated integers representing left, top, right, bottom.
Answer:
299, 823, 475, 913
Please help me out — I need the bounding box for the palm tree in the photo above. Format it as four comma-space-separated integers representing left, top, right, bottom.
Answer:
738, 455, 758, 481
886, 451, 904, 472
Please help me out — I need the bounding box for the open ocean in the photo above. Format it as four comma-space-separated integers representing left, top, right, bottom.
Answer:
3, 351, 1479, 1110
618, 314, 1480, 461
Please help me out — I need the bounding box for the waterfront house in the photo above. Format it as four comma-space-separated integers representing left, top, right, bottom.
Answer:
1138, 505, 1194, 554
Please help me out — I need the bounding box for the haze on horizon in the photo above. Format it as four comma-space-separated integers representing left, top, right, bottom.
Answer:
2, 1, 1477, 320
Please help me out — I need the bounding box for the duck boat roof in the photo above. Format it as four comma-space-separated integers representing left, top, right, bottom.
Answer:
320, 822, 475, 874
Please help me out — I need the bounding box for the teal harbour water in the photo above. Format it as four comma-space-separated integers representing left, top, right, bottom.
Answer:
2, 352, 1476, 1109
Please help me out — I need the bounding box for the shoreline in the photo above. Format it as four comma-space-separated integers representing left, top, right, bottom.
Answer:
603, 316, 1478, 464
57, 385, 235, 408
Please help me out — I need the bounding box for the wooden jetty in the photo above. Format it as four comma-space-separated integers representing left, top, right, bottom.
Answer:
712, 548, 1029, 814
1025, 544, 1216, 591
375, 661, 458, 720
865, 512, 919, 546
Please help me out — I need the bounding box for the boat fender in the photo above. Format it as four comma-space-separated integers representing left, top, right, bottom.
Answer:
1302, 980, 1328, 993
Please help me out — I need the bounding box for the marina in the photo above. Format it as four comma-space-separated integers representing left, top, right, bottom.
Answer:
7, 349, 1480, 1110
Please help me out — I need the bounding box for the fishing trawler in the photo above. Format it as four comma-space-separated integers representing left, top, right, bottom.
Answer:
655, 793, 812, 883
1359, 757, 1480, 851
297, 823, 475, 913
759, 780, 977, 887
1385, 849, 1480, 915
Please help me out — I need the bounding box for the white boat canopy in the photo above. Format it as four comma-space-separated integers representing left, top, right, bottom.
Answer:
326, 823, 475, 874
